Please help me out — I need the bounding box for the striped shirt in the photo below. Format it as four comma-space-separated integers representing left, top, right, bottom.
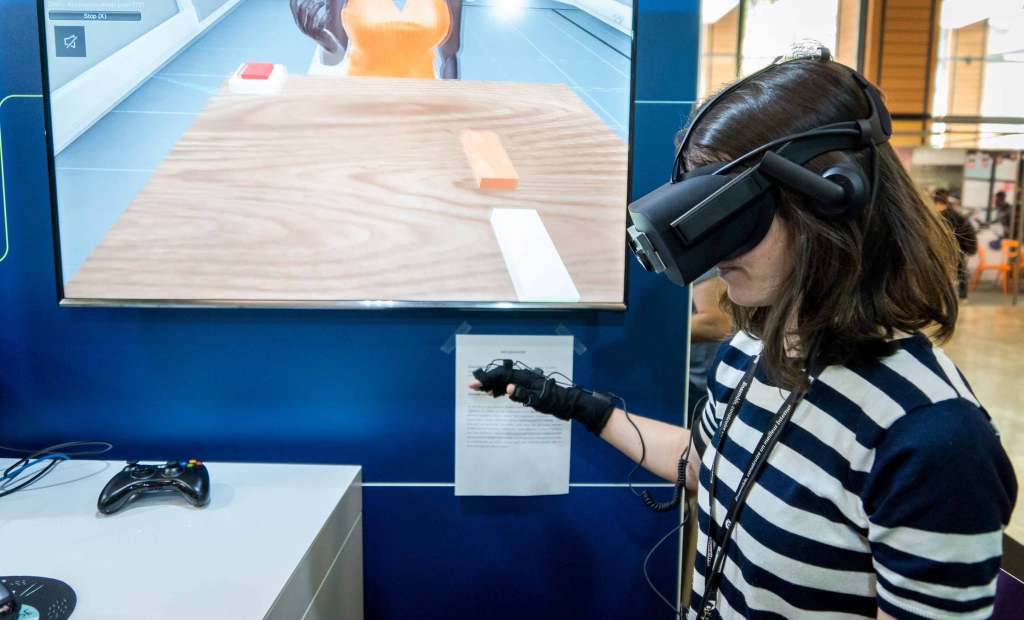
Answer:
690, 331, 1017, 619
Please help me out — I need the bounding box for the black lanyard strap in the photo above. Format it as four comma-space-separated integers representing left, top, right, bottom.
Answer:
699, 357, 810, 620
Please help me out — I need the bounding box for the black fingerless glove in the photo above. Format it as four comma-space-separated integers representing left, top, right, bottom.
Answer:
472, 360, 615, 435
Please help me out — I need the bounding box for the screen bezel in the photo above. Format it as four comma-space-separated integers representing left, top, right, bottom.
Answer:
36, 0, 638, 311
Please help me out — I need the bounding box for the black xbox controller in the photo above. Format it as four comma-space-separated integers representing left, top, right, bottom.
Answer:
97, 460, 211, 515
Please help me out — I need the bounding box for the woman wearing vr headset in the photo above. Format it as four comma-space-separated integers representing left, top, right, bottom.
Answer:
473, 48, 1016, 619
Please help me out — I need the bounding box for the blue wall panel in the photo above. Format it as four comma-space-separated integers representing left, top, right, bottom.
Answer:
1, 0, 699, 617
634, 0, 700, 102
363, 487, 683, 618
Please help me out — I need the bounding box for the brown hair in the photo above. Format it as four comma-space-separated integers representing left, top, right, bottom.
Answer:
683, 59, 959, 389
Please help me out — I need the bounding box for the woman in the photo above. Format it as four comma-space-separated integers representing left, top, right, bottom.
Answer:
472, 54, 1016, 618
290, 0, 463, 79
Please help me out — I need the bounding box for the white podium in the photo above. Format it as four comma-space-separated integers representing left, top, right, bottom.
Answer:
0, 459, 363, 619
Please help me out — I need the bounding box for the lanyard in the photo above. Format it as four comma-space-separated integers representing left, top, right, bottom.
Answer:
699, 358, 809, 620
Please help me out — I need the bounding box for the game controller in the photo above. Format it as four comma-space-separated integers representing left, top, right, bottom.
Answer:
97, 460, 210, 515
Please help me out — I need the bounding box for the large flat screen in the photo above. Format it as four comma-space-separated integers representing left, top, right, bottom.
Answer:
38, 0, 634, 308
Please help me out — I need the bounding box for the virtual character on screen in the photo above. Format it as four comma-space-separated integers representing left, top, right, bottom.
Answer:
291, 0, 464, 79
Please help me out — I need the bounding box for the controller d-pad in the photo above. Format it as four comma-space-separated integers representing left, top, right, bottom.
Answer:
130, 466, 156, 479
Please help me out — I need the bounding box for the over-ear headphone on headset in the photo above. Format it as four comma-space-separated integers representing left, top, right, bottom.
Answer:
626, 47, 893, 287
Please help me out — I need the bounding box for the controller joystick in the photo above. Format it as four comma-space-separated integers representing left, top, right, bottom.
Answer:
97, 460, 210, 515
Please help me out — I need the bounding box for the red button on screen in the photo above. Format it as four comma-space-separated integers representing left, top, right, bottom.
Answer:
240, 62, 274, 80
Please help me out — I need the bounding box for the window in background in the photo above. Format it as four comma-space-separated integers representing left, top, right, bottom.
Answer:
699, 0, 741, 99
698, 0, 863, 100
833, 0, 863, 69
931, 1, 1024, 150
739, 0, 840, 76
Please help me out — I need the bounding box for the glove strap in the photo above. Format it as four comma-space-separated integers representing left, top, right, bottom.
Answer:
577, 390, 616, 435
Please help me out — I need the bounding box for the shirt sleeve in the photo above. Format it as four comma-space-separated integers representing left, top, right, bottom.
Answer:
693, 338, 735, 457
860, 398, 1017, 619
693, 385, 715, 458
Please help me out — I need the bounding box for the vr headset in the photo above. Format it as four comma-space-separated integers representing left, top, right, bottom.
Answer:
626, 50, 893, 287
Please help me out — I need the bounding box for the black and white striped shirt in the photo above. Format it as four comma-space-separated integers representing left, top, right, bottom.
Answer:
690, 331, 1017, 619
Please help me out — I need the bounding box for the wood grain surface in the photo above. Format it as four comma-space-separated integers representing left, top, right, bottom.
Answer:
65, 76, 629, 305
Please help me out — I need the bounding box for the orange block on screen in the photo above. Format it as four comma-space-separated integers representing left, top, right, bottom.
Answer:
460, 129, 519, 190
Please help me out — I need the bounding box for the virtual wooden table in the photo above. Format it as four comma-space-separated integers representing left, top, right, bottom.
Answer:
64, 76, 628, 306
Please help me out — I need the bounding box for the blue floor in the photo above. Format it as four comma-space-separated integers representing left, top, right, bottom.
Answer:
54, 0, 633, 283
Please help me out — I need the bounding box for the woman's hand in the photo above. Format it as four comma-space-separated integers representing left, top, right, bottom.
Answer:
468, 380, 513, 397
473, 360, 695, 485
469, 360, 543, 400
468, 360, 615, 435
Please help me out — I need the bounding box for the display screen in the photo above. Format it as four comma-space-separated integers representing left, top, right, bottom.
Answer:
39, 0, 634, 308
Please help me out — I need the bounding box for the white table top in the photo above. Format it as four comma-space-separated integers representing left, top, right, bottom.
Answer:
0, 459, 361, 619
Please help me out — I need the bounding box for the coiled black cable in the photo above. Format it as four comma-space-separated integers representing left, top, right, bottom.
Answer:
0, 441, 113, 499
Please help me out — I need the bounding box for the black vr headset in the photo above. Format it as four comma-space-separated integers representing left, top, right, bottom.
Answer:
626, 49, 893, 287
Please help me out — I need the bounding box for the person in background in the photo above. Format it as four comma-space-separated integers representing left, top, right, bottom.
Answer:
994, 190, 1012, 235
934, 189, 977, 299
687, 270, 731, 425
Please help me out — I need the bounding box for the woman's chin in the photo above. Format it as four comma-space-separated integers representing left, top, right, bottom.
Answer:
724, 283, 769, 308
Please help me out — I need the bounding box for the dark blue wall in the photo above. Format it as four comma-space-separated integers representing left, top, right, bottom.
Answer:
0, 0, 699, 617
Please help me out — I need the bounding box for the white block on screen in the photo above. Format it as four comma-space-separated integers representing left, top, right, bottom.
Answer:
228, 64, 288, 95
490, 208, 580, 303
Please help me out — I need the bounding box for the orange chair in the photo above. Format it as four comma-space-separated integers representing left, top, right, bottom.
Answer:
1004, 240, 1021, 294
971, 240, 1019, 293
